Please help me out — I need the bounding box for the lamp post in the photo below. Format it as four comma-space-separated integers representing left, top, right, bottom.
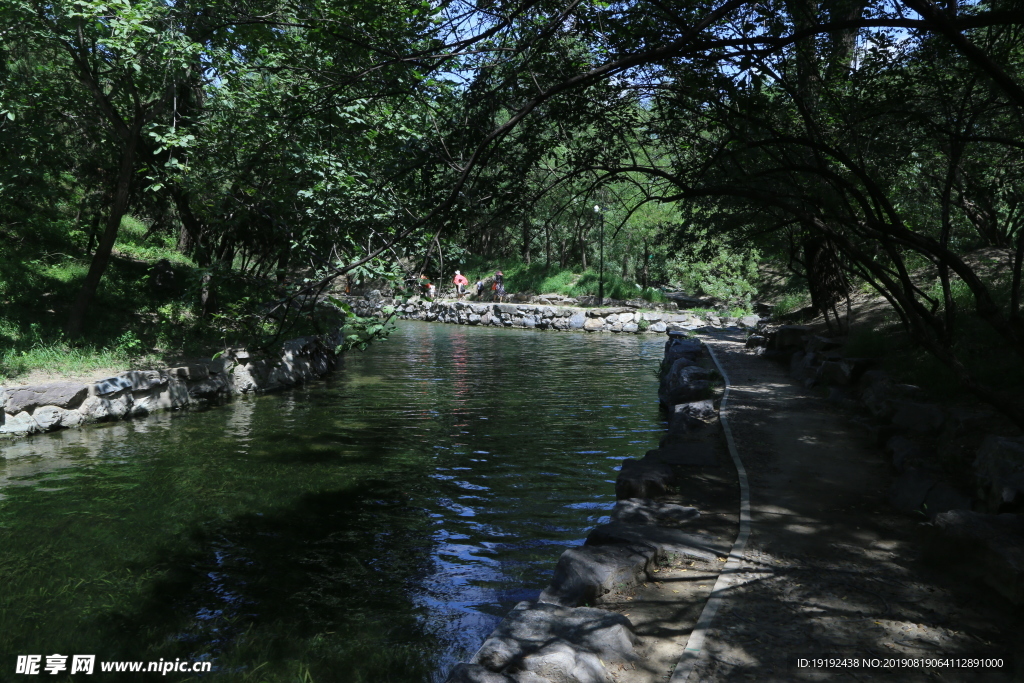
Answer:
594, 204, 604, 305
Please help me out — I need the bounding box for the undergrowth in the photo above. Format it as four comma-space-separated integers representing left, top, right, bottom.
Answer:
456, 258, 668, 303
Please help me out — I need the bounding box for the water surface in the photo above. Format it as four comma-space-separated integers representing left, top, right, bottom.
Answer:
0, 321, 664, 681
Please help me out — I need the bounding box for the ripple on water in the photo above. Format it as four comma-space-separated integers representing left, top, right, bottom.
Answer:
0, 320, 665, 681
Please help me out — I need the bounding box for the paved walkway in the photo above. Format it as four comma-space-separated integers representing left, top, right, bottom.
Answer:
686, 330, 1022, 682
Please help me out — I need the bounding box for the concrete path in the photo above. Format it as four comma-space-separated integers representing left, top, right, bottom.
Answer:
684, 330, 1023, 682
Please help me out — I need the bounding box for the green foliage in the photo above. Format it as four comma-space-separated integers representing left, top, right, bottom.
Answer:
772, 292, 809, 317
458, 258, 667, 303
667, 240, 761, 306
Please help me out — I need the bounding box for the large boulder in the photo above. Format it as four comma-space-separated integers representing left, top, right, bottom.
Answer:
0, 411, 39, 435
445, 664, 518, 683
974, 436, 1024, 511
891, 401, 944, 435
884, 435, 924, 472
615, 459, 675, 499
671, 400, 716, 426
611, 498, 700, 526
568, 312, 586, 330
931, 510, 1024, 604
472, 602, 636, 677
31, 405, 66, 431
539, 544, 654, 607
583, 318, 604, 332
888, 468, 937, 513
658, 365, 710, 407
4, 382, 89, 413
771, 324, 812, 351
586, 522, 722, 563
663, 336, 702, 365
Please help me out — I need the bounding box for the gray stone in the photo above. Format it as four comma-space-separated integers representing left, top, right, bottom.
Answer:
974, 436, 1024, 511
664, 337, 702, 365
672, 400, 716, 423
92, 375, 134, 396
610, 323, 623, 333
817, 360, 852, 386
168, 364, 210, 381
59, 409, 84, 428
646, 441, 718, 467
745, 334, 766, 348
805, 334, 845, 352
586, 522, 722, 563
659, 365, 711, 407
472, 601, 635, 673
605, 313, 620, 324
31, 405, 65, 431
622, 322, 638, 333
924, 482, 973, 518
0, 411, 38, 435
583, 318, 604, 332
891, 401, 944, 435
4, 382, 89, 413
120, 370, 165, 391
540, 544, 653, 607
618, 312, 634, 324
932, 510, 1024, 604
611, 498, 700, 526
649, 321, 667, 333
885, 435, 924, 472
738, 314, 760, 328
188, 374, 230, 399
5, 382, 89, 413
888, 468, 937, 513
518, 640, 606, 683
772, 324, 812, 350
79, 393, 133, 420
615, 459, 674, 499
469, 313, 481, 324
445, 664, 516, 683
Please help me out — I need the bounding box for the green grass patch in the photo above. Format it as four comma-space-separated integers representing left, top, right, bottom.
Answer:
455, 258, 668, 304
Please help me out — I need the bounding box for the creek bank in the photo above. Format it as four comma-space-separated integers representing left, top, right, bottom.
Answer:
750, 323, 1024, 606
0, 330, 345, 442
447, 332, 739, 683
344, 295, 760, 334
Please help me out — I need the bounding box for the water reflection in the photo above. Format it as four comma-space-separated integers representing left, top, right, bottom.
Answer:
1, 321, 664, 681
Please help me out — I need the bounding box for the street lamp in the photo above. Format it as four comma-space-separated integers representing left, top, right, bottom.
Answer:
593, 204, 604, 305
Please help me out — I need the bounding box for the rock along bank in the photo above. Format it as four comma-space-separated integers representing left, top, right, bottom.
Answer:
343, 295, 761, 334
0, 330, 344, 440
446, 332, 736, 683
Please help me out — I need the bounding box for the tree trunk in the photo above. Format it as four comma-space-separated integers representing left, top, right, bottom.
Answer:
641, 241, 650, 289
522, 219, 531, 264
65, 128, 139, 338
622, 252, 629, 278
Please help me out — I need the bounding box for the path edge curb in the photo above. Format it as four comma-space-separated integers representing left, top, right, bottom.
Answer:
670, 341, 753, 682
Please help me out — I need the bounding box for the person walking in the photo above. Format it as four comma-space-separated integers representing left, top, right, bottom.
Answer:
475, 277, 484, 298
453, 270, 469, 299
492, 270, 506, 302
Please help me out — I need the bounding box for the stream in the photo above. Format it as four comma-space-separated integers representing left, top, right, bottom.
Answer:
0, 321, 665, 682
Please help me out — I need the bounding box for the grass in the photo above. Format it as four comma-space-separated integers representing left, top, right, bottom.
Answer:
0, 214, 279, 381
455, 257, 669, 304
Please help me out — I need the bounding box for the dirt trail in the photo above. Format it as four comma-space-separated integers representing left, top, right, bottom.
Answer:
685, 330, 1023, 682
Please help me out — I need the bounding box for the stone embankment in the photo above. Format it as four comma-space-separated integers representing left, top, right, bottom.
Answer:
447, 333, 734, 683
752, 323, 1024, 605
345, 295, 760, 334
0, 331, 344, 440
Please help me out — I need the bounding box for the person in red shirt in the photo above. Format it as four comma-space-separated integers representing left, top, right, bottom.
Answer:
453, 270, 469, 299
